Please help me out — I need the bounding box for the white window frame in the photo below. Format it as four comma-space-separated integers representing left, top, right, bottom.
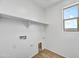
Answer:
63, 2, 79, 32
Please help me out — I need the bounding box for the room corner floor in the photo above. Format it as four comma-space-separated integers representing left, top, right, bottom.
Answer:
32, 48, 64, 58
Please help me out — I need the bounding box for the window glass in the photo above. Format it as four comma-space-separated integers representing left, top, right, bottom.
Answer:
65, 19, 77, 28
64, 5, 78, 19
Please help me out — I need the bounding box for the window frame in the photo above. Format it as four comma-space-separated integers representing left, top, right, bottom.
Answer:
63, 3, 79, 32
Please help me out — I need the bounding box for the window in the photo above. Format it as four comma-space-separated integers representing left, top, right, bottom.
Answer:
63, 4, 79, 32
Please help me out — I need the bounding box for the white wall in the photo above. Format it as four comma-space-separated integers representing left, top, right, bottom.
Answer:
45, 0, 79, 58
0, 0, 47, 57
0, 18, 46, 58
0, 0, 46, 23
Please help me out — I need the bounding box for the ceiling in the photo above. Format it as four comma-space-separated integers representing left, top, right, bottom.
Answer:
32, 0, 63, 8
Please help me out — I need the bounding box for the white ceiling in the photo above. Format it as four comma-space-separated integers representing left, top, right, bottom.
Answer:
32, 0, 63, 8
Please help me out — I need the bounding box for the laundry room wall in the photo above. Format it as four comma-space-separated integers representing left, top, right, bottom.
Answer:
0, 0, 47, 57
0, 16, 47, 58
45, 0, 79, 58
